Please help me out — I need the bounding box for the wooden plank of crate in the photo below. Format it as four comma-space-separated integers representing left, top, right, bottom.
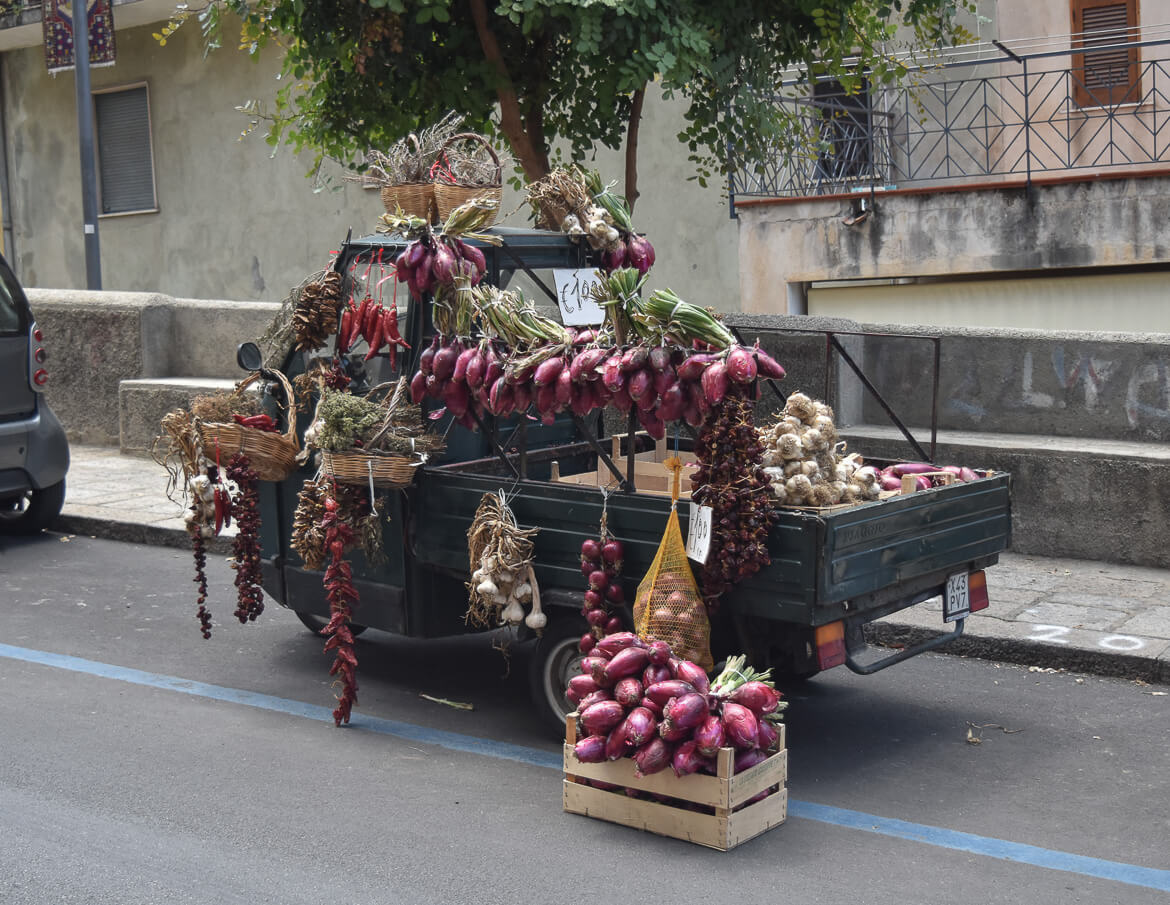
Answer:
563, 780, 731, 850
564, 744, 726, 806
728, 749, 788, 805
899, 471, 955, 494
563, 743, 786, 808
725, 788, 788, 848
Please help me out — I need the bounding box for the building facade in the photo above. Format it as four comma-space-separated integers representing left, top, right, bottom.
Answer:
0, 1, 738, 305
732, 0, 1170, 332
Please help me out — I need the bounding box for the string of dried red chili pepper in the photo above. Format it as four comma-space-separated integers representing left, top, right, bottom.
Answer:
321, 492, 360, 725
226, 453, 265, 623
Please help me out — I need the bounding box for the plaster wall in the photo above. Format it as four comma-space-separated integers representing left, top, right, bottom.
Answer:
737, 176, 1170, 327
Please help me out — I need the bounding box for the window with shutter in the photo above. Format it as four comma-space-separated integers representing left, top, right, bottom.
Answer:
93, 85, 157, 215
1071, 0, 1140, 107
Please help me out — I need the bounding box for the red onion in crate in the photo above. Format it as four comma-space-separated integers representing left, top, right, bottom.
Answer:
613, 677, 643, 708
730, 680, 783, 716
574, 735, 607, 764
694, 714, 726, 758
579, 700, 625, 736
662, 692, 709, 732
721, 702, 760, 750
644, 680, 697, 707
633, 738, 672, 778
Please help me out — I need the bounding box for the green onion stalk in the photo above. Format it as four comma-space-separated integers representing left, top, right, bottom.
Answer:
581, 168, 634, 234
632, 288, 736, 350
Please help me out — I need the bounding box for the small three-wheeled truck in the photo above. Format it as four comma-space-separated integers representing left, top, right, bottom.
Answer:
256, 229, 1012, 732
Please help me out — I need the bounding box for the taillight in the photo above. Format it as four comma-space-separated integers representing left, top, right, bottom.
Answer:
34, 347, 46, 363
33, 368, 48, 387
33, 328, 43, 342
814, 620, 846, 670
968, 570, 989, 613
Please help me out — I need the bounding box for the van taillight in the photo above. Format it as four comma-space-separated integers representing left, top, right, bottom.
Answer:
33, 328, 43, 342
814, 621, 846, 670
34, 347, 46, 363
33, 368, 48, 387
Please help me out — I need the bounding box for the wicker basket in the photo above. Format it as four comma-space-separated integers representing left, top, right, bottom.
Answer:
321, 449, 421, 489
380, 182, 437, 223
432, 132, 502, 224
197, 371, 299, 482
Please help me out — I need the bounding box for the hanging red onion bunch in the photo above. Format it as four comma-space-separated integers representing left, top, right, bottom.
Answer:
409, 334, 785, 441
568, 640, 785, 781
393, 234, 487, 300
691, 389, 775, 610
578, 535, 626, 653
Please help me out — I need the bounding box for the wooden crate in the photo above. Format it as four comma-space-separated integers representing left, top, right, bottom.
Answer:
550, 432, 697, 499
562, 714, 788, 850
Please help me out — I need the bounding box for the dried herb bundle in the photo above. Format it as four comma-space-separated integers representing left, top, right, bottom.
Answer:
525, 167, 592, 231
190, 388, 260, 424
360, 112, 464, 186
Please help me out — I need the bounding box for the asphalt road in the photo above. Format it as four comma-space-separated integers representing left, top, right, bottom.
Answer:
1, 533, 1167, 904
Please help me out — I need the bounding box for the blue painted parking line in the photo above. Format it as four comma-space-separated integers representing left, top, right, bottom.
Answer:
3, 642, 1168, 892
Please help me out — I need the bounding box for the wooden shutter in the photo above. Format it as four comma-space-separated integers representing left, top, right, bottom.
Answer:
1071, 0, 1140, 107
94, 86, 157, 215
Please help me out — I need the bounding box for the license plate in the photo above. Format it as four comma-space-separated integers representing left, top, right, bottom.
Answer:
943, 572, 970, 622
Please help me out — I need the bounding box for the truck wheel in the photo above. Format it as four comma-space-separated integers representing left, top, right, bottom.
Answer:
528, 613, 590, 736
0, 480, 66, 535
294, 611, 368, 638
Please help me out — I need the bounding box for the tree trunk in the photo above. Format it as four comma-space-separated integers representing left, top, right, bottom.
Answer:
624, 85, 647, 214
469, 0, 551, 183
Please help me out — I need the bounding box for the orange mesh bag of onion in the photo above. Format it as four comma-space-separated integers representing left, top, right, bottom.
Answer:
632, 457, 713, 670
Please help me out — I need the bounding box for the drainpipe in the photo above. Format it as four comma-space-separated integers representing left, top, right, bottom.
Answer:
0, 54, 14, 263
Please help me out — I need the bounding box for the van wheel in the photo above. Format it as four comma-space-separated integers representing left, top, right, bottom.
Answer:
0, 480, 66, 535
294, 610, 368, 637
528, 613, 590, 736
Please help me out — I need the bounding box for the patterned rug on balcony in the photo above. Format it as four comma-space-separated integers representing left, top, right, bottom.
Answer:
42, 0, 116, 74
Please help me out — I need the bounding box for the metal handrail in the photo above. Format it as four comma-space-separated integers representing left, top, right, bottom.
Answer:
731, 37, 1170, 207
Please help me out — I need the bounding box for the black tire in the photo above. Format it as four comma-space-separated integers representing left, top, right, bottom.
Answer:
0, 479, 66, 535
294, 610, 369, 637
527, 612, 591, 736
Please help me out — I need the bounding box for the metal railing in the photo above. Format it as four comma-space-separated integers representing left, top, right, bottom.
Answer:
729, 38, 1170, 207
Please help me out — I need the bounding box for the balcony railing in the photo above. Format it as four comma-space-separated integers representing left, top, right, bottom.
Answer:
729, 38, 1170, 208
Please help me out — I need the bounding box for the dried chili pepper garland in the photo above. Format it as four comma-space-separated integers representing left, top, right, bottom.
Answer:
320, 489, 360, 725
691, 388, 774, 610
226, 453, 264, 623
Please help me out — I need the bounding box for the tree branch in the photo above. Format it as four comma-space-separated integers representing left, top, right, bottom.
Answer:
469, 0, 549, 182
624, 85, 647, 214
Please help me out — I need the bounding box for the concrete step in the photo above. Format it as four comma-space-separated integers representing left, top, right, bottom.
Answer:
840, 423, 1170, 568
118, 377, 241, 457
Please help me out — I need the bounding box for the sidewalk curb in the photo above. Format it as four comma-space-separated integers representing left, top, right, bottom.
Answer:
54, 514, 235, 557
867, 621, 1169, 685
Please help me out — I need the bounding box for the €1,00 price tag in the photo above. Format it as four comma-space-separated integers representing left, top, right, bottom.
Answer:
553, 269, 606, 326
686, 503, 713, 564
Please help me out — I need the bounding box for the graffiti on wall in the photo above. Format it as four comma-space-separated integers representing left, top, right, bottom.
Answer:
947, 347, 1170, 429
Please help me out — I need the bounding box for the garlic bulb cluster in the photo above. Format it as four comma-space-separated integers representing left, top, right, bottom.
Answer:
470, 556, 545, 632
184, 474, 218, 539
561, 205, 621, 250
760, 392, 881, 507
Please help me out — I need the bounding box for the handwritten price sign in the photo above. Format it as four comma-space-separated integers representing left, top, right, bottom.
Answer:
553, 269, 606, 326
686, 503, 713, 564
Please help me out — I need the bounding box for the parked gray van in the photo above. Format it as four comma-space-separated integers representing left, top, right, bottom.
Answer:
0, 252, 68, 534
